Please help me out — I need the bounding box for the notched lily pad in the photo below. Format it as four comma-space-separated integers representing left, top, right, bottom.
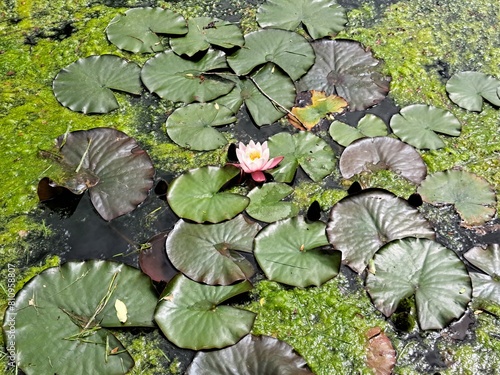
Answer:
166, 166, 249, 223
170, 17, 244, 57
186, 334, 314, 375
297, 39, 390, 111
257, 0, 346, 39
327, 189, 435, 273
366, 238, 472, 330
389, 104, 461, 150
246, 182, 299, 223
53, 55, 142, 114
446, 71, 500, 111
254, 216, 341, 287
166, 103, 235, 151
329, 114, 388, 146
464, 244, 500, 304
106, 7, 187, 53
154, 274, 256, 350
339, 136, 427, 184
166, 215, 261, 285
227, 29, 314, 81
417, 170, 496, 225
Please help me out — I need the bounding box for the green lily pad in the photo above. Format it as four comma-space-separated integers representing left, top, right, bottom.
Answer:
170, 17, 244, 57
246, 182, 299, 223
339, 136, 427, 184
329, 114, 388, 146
366, 238, 471, 330
141, 49, 234, 103
2, 260, 158, 375
43, 128, 155, 221
186, 334, 314, 375
166, 166, 250, 223
267, 131, 336, 183
257, 0, 346, 39
154, 274, 256, 350
327, 189, 435, 273
216, 63, 296, 126
464, 244, 500, 303
106, 7, 187, 53
297, 39, 390, 111
389, 104, 462, 150
227, 29, 314, 81
165, 215, 261, 285
166, 103, 235, 151
53, 55, 142, 114
446, 71, 500, 112
417, 170, 497, 225
254, 216, 341, 287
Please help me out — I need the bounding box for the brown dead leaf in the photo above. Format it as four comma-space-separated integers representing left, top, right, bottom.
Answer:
366, 327, 396, 375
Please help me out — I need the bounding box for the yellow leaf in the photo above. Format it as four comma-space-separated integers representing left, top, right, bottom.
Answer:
115, 299, 128, 323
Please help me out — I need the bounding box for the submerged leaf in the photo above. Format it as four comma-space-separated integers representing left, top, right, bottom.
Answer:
417, 170, 496, 225
366, 238, 471, 330
464, 244, 500, 304
329, 114, 388, 146
446, 71, 500, 111
139, 232, 178, 283
290, 90, 347, 130
339, 136, 427, 184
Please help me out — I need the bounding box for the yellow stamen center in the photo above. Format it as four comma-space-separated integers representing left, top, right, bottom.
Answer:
248, 150, 261, 161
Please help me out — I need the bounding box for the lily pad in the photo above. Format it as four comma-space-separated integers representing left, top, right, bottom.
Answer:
267, 131, 336, 183
53, 55, 142, 114
339, 136, 427, 184
257, 0, 346, 39
389, 104, 461, 150
186, 334, 314, 375
366, 238, 472, 330
46, 128, 155, 221
246, 182, 299, 223
254, 216, 341, 287
417, 170, 497, 225
106, 7, 187, 53
154, 274, 256, 350
227, 29, 314, 81
166, 166, 250, 223
170, 17, 244, 57
166, 103, 235, 151
165, 215, 261, 285
141, 49, 234, 103
327, 189, 435, 273
329, 114, 388, 146
446, 71, 500, 111
464, 244, 500, 304
139, 232, 178, 283
2, 260, 158, 375
297, 39, 390, 111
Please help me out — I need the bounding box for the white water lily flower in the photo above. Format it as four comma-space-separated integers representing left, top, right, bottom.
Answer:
234, 140, 283, 182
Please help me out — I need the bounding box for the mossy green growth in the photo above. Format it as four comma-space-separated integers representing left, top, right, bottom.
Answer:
292, 181, 347, 212
248, 274, 391, 374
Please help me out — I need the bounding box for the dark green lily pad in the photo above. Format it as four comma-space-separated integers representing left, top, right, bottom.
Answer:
170, 17, 244, 57
166, 166, 249, 223
267, 131, 336, 183
329, 114, 388, 146
327, 189, 435, 273
154, 274, 256, 350
106, 7, 187, 53
186, 334, 314, 375
246, 182, 299, 223
389, 104, 462, 150
339, 136, 427, 184
166, 103, 235, 151
53, 55, 142, 114
141, 49, 234, 103
464, 244, 500, 304
366, 238, 471, 330
446, 71, 500, 111
46, 128, 155, 221
254, 216, 341, 287
297, 39, 390, 111
216, 63, 296, 126
2, 260, 158, 375
227, 29, 314, 81
165, 215, 261, 285
257, 0, 346, 39
417, 170, 497, 225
